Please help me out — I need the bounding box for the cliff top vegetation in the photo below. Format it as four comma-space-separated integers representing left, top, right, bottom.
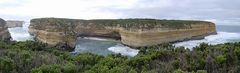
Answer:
0, 41, 240, 73
30, 18, 214, 30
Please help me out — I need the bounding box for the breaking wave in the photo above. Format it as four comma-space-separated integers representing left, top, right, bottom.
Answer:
108, 44, 139, 57
8, 23, 33, 41
174, 32, 240, 49
73, 38, 139, 57
80, 37, 119, 41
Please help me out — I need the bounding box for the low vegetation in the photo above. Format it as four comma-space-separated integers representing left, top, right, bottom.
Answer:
31, 18, 210, 30
0, 41, 240, 73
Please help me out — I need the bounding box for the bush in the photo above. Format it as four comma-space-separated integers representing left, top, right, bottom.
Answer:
31, 64, 61, 73
0, 56, 16, 73
196, 70, 207, 73
216, 55, 227, 64
31, 63, 77, 73
173, 69, 187, 73
0, 41, 240, 73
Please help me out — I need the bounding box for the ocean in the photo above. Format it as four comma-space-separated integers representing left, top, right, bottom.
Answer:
174, 25, 240, 49
8, 23, 33, 41
8, 24, 240, 57
72, 37, 139, 57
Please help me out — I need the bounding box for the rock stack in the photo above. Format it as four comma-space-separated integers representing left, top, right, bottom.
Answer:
29, 18, 216, 49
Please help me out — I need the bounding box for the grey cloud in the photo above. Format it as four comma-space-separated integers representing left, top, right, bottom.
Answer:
1, 0, 239, 25
102, 0, 240, 25
0, 0, 28, 9
0, 14, 31, 22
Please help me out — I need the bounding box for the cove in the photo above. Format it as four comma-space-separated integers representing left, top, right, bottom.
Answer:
71, 37, 139, 57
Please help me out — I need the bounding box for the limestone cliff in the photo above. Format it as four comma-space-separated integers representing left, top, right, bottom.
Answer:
0, 18, 11, 41
29, 18, 216, 49
6, 20, 24, 28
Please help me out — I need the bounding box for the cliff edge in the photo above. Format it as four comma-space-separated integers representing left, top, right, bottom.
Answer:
6, 20, 24, 28
29, 18, 216, 50
0, 18, 11, 41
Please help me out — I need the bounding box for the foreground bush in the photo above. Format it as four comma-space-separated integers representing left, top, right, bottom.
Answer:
0, 41, 240, 73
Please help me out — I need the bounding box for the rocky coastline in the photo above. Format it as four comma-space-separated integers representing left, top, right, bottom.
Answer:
29, 18, 217, 50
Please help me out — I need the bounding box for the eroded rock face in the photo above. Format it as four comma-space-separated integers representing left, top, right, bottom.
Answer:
29, 18, 216, 49
6, 20, 24, 28
0, 18, 11, 41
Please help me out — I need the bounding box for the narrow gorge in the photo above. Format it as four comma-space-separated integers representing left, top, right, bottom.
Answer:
28, 18, 216, 50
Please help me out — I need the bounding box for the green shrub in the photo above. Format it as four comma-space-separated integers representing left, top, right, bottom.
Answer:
0, 40, 240, 73
196, 70, 207, 73
216, 55, 227, 64
173, 69, 187, 73
0, 56, 16, 73
31, 64, 61, 73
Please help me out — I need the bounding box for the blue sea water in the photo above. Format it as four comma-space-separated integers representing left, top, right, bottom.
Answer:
216, 25, 240, 33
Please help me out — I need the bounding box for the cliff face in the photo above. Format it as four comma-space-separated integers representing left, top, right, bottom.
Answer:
29, 18, 216, 49
0, 18, 11, 41
6, 20, 24, 28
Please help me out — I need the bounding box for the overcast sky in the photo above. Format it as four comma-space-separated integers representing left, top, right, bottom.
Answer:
0, 0, 240, 25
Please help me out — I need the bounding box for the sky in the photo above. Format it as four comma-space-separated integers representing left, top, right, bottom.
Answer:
0, 0, 240, 25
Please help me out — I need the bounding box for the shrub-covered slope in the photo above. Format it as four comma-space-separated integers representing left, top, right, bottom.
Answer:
0, 41, 240, 73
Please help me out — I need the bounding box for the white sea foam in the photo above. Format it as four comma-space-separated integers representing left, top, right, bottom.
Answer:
8, 23, 33, 41
108, 44, 139, 57
81, 37, 119, 42
174, 32, 240, 49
